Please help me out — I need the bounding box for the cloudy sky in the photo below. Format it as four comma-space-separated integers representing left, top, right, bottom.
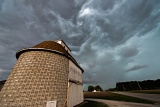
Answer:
0, 0, 160, 90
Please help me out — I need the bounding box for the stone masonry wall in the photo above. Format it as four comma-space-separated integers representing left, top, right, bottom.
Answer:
0, 51, 69, 107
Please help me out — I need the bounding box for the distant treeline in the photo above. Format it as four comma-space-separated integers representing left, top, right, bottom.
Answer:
115, 79, 160, 91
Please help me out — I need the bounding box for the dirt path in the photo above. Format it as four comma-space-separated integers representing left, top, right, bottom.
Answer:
113, 92, 160, 104
85, 98, 158, 107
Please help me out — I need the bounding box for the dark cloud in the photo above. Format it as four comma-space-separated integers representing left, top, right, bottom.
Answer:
126, 64, 149, 72
24, 0, 76, 19
0, 69, 10, 80
119, 45, 139, 58
0, 0, 160, 90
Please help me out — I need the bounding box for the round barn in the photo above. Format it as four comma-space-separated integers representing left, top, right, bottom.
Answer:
0, 40, 84, 107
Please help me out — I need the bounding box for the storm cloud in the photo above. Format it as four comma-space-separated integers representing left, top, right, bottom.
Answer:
0, 0, 160, 90
126, 64, 149, 72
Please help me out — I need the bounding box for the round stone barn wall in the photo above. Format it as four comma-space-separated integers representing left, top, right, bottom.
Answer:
0, 51, 69, 107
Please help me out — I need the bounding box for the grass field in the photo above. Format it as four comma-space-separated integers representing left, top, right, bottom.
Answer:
81, 100, 109, 107
84, 91, 154, 104
129, 90, 160, 94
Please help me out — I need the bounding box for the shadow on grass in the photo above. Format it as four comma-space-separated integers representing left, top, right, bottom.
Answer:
84, 91, 154, 104
81, 100, 109, 107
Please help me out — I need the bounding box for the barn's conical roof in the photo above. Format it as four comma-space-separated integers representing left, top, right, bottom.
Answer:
32, 40, 69, 55
16, 40, 84, 73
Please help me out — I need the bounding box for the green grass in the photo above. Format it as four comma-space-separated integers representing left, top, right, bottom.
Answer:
130, 90, 160, 94
81, 100, 109, 107
84, 92, 155, 104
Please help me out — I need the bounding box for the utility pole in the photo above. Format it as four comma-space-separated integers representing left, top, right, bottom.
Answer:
122, 85, 125, 91
137, 81, 142, 90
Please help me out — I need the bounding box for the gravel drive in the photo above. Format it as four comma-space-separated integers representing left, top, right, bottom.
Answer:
85, 98, 159, 107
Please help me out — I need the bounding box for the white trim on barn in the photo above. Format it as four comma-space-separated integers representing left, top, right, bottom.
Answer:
55, 40, 71, 53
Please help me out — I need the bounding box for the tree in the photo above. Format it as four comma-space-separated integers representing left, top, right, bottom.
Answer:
88, 85, 94, 92
94, 85, 103, 91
